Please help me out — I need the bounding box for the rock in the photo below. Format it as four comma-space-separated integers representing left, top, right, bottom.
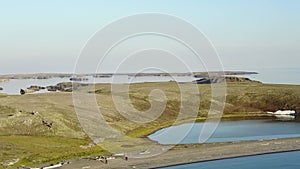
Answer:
64, 88, 73, 92
56, 82, 73, 91
0, 87, 3, 90
25, 89, 35, 93
20, 89, 26, 95
47, 82, 82, 92
80, 142, 96, 149
27, 85, 45, 92
20, 86, 43, 95
0, 158, 19, 166
42, 119, 54, 128
193, 77, 225, 84
46, 85, 58, 92
225, 76, 260, 83
193, 76, 260, 84
70, 77, 88, 81
30, 111, 39, 115
36, 76, 48, 79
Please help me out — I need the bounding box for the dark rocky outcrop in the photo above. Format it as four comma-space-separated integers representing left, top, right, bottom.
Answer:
18, 86, 46, 95
47, 82, 82, 92
57, 82, 73, 91
30, 111, 39, 115
42, 119, 53, 128
225, 76, 260, 83
70, 77, 88, 81
193, 71, 258, 78
46, 85, 58, 92
20, 89, 26, 95
27, 85, 45, 92
0, 87, 3, 90
193, 77, 225, 84
193, 76, 261, 84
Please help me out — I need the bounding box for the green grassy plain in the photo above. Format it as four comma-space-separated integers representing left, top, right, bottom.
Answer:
0, 81, 299, 168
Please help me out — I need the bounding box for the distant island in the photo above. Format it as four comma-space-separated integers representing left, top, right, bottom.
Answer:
0, 71, 258, 80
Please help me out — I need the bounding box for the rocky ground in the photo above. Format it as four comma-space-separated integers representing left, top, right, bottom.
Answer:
60, 138, 300, 169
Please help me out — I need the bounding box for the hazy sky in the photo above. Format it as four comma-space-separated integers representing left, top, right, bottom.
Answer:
0, 0, 299, 74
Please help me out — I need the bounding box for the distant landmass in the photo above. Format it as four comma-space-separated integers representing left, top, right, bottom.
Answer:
0, 71, 258, 80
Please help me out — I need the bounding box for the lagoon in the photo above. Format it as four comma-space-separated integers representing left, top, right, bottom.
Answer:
149, 120, 300, 144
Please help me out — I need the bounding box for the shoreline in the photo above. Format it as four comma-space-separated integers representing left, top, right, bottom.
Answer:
0, 71, 258, 79
60, 137, 300, 169
128, 114, 278, 138
154, 148, 300, 169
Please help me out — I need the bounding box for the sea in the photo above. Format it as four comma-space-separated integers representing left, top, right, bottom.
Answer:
0, 68, 299, 95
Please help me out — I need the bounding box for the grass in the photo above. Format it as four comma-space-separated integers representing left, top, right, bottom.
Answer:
0, 136, 107, 168
0, 81, 300, 168
0, 105, 16, 118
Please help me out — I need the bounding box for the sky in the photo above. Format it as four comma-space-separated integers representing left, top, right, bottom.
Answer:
0, 0, 299, 74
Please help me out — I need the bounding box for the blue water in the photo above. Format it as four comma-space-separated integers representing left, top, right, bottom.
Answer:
0, 68, 299, 95
236, 67, 300, 85
158, 151, 300, 169
0, 75, 193, 95
149, 120, 300, 144
0, 77, 70, 95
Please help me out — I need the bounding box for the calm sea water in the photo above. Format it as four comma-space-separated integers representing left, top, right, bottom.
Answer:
238, 67, 300, 85
0, 68, 299, 94
159, 151, 300, 169
0, 77, 70, 95
149, 120, 300, 144
0, 75, 193, 95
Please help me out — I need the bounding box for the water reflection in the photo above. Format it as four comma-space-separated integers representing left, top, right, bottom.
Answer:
149, 119, 300, 144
